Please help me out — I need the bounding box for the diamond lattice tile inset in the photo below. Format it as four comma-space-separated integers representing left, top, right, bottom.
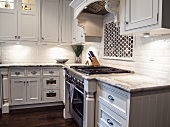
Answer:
104, 22, 133, 58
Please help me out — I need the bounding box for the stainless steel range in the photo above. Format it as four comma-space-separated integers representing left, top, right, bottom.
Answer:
64, 66, 132, 127
70, 66, 131, 75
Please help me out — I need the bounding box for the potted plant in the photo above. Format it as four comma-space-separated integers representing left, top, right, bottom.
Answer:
72, 45, 84, 63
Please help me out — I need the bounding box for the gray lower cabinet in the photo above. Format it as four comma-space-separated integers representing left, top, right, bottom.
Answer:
97, 82, 170, 127
11, 78, 41, 105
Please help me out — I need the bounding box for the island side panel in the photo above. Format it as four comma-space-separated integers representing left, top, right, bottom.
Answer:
129, 89, 170, 127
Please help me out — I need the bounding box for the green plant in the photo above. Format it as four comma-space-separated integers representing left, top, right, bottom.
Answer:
72, 45, 84, 57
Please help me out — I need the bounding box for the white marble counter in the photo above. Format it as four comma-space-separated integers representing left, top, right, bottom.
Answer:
0, 63, 169, 93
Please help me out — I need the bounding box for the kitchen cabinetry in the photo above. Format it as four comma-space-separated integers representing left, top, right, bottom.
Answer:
42, 67, 60, 102
10, 67, 61, 106
41, 0, 60, 43
11, 78, 41, 105
121, 0, 170, 35
41, 0, 73, 44
0, 0, 39, 42
72, 19, 85, 43
96, 82, 170, 127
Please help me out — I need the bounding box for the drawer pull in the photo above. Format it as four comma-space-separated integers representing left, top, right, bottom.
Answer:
49, 90, 55, 93
107, 119, 113, 126
31, 71, 37, 75
108, 95, 114, 101
49, 71, 54, 74
15, 72, 21, 75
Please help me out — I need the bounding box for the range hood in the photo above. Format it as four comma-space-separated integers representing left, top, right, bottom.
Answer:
70, 0, 120, 24
70, 0, 120, 43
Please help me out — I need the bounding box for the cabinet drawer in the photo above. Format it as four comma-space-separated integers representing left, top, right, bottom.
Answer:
42, 90, 60, 102
27, 68, 41, 76
42, 68, 60, 76
10, 68, 25, 77
98, 102, 126, 127
99, 82, 129, 114
43, 77, 60, 89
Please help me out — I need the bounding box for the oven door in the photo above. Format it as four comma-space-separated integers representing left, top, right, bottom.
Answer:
72, 87, 84, 119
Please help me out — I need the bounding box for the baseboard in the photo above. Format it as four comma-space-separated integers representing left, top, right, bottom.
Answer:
10, 101, 64, 110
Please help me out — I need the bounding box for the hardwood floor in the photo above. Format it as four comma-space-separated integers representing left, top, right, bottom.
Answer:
0, 106, 78, 127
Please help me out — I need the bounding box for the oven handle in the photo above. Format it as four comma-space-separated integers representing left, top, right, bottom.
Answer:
66, 81, 84, 95
75, 87, 84, 95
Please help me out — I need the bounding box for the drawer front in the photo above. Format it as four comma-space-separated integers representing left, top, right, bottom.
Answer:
42, 90, 60, 102
10, 68, 25, 77
99, 102, 126, 127
27, 68, 41, 76
99, 83, 129, 114
43, 77, 60, 89
43, 68, 60, 76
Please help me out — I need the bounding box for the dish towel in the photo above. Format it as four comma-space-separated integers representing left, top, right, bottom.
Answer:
66, 81, 75, 103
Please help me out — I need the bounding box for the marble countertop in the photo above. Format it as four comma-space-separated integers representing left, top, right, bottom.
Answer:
0, 63, 169, 93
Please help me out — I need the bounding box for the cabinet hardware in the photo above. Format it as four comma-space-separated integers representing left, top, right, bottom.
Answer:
42, 37, 44, 40
108, 95, 114, 101
49, 71, 54, 74
15, 36, 17, 39
81, 35, 83, 37
15, 72, 21, 75
31, 71, 37, 74
107, 119, 113, 126
125, 21, 129, 25
49, 78, 54, 81
18, 36, 20, 39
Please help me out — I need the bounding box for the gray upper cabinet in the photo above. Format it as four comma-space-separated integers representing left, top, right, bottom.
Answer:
120, 0, 170, 35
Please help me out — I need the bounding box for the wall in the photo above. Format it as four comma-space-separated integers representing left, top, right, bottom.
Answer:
0, 43, 99, 64
99, 34, 170, 82
0, 43, 75, 64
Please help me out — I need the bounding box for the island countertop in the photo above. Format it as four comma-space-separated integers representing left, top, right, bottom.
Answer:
0, 63, 169, 93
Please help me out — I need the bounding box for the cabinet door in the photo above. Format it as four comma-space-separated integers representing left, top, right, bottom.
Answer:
11, 78, 26, 105
26, 78, 41, 103
72, 18, 84, 43
0, 0, 17, 41
41, 0, 59, 43
61, 0, 72, 43
125, 0, 159, 30
17, 0, 39, 41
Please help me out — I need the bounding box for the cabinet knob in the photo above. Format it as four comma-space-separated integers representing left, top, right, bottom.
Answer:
15, 36, 17, 39
15, 72, 21, 75
108, 95, 114, 101
81, 35, 83, 37
42, 37, 44, 40
49, 71, 54, 74
31, 71, 37, 75
107, 119, 113, 126
125, 21, 129, 25
18, 36, 20, 39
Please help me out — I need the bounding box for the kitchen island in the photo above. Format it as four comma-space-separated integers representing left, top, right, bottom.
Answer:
0, 63, 170, 127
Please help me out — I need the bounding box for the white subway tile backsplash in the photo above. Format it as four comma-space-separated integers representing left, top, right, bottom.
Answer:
100, 35, 170, 80
0, 44, 75, 64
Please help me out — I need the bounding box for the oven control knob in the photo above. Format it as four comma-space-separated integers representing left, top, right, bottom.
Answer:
80, 80, 84, 85
73, 77, 76, 82
69, 75, 72, 79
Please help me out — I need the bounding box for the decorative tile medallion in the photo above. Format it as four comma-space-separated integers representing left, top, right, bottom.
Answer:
104, 22, 133, 59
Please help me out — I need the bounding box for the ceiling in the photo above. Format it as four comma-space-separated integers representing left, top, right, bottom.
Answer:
82, 1, 108, 15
